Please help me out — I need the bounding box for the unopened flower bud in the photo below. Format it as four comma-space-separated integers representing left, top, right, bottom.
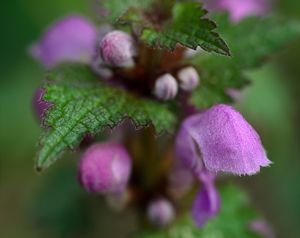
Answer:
147, 198, 175, 227
32, 88, 52, 122
154, 74, 178, 101
100, 31, 137, 67
30, 15, 97, 69
78, 143, 132, 194
177, 67, 200, 91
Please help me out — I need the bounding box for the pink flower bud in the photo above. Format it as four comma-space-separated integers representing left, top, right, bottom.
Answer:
177, 67, 200, 91
30, 15, 97, 69
100, 31, 137, 67
147, 198, 175, 227
78, 143, 132, 194
154, 74, 178, 101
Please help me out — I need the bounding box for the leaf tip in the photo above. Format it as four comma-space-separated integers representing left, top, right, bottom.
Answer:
35, 164, 44, 173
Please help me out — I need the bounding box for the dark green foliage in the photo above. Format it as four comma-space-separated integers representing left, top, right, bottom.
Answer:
36, 64, 176, 171
190, 15, 300, 109
120, 1, 230, 55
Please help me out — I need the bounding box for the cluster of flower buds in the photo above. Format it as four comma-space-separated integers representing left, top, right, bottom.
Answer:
30, 15, 137, 75
154, 66, 200, 101
30, 9, 272, 229
30, 1, 269, 67
31, 15, 203, 103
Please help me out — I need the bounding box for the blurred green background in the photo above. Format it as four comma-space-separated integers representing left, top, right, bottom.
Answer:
0, 0, 300, 237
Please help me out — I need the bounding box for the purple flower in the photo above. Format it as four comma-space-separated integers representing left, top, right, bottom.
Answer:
192, 170, 220, 227
32, 88, 52, 122
100, 30, 137, 67
177, 67, 200, 92
30, 15, 97, 68
78, 143, 132, 195
154, 74, 178, 101
147, 198, 175, 227
202, 0, 269, 22
175, 104, 271, 176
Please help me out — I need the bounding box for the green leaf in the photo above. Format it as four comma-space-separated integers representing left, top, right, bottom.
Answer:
136, 185, 260, 238
217, 15, 300, 69
189, 53, 243, 108
36, 64, 176, 171
101, 0, 154, 22
120, 1, 230, 55
189, 15, 300, 109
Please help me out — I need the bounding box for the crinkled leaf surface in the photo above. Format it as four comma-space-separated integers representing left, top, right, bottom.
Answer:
120, 1, 230, 55
136, 185, 261, 238
36, 64, 176, 171
189, 15, 300, 108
